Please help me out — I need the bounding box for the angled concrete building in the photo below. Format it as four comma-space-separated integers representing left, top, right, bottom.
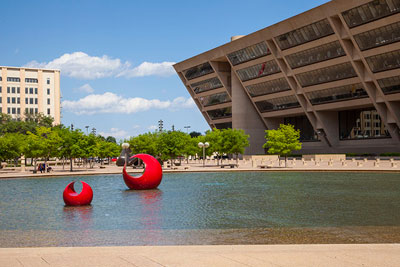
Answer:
174, 0, 400, 154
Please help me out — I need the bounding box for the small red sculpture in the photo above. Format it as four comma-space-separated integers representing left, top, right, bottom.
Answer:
123, 154, 163, 190
63, 181, 93, 206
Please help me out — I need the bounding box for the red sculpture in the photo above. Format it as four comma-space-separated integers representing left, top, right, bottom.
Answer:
63, 181, 93, 206
123, 154, 163, 190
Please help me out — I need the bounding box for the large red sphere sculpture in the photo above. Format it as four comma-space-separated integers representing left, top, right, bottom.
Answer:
123, 154, 163, 190
63, 181, 93, 206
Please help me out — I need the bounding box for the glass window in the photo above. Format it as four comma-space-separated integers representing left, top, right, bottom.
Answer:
286, 41, 346, 69
246, 78, 291, 97
191, 77, 223, 94
275, 19, 334, 50
47, 88, 50, 95
11, 87, 15, 93
47, 108, 50, 115
12, 108, 16, 114
255, 95, 300, 112
29, 108, 33, 114
47, 98, 50, 105
11, 97, 15, 104
296, 62, 357, 87
366, 49, 400, 72
207, 107, 232, 120
17, 108, 20, 115
227, 42, 271, 66
284, 116, 319, 141
183, 62, 214, 80
307, 83, 368, 105
47, 78, 50, 84
25, 87, 28, 94
29, 88, 33, 94
342, 0, 400, 28
34, 98, 38, 104
17, 97, 20, 104
0, 97, 1, 103
7, 77, 20, 82
29, 98, 33, 104
214, 122, 232, 129
7, 108, 10, 114
354, 21, 400, 51
25, 98, 28, 104
25, 78, 38, 83
35, 88, 38, 94
236, 60, 280, 82
7, 87, 10, 93
0, 86, 1, 93
35, 108, 38, 114
17, 87, 20, 94
339, 108, 390, 139
378, 76, 400, 94
199, 92, 231, 107
7, 97, 10, 104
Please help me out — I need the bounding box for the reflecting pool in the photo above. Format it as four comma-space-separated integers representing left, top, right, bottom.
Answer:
0, 172, 399, 247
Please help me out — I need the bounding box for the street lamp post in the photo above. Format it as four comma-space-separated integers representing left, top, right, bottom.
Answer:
121, 143, 130, 166
198, 142, 209, 167
184, 126, 191, 134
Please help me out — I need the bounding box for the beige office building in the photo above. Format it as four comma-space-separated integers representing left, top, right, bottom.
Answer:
174, 0, 400, 154
0, 66, 61, 124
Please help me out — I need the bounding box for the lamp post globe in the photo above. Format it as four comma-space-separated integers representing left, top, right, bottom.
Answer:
204, 142, 209, 148
121, 143, 130, 165
198, 142, 204, 148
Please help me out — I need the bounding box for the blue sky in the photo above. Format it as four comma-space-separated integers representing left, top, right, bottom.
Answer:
1, 0, 329, 140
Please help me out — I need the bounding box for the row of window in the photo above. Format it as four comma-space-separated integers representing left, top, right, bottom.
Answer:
207, 107, 232, 120
0, 97, 51, 105
0, 86, 51, 95
183, 62, 214, 80
378, 75, 400, 94
366, 49, 400, 72
246, 78, 291, 97
227, 42, 271, 66
236, 60, 280, 82
284, 116, 319, 141
342, 0, 400, 28
255, 95, 300, 113
275, 19, 334, 50
354, 21, 400, 51
296, 62, 357, 87
7, 77, 20, 82
306, 83, 368, 105
2, 77, 51, 84
4, 107, 51, 116
191, 77, 223, 94
285, 41, 346, 69
25, 78, 38, 83
214, 122, 232, 129
199, 92, 230, 107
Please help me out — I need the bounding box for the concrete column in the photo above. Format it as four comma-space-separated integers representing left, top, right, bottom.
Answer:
231, 70, 266, 155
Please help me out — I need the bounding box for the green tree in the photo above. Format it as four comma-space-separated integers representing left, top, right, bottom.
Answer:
263, 124, 302, 167
58, 127, 85, 172
106, 136, 117, 143
189, 131, 202, 138
128, 132, 159, 156
97, 139, 120, 164
205, 129, 224, 165
0, 133, 25, 166
221, 128, 249, 163
157, 131, 188, 165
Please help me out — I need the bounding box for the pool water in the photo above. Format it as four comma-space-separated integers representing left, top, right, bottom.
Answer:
0, 172, 399, 247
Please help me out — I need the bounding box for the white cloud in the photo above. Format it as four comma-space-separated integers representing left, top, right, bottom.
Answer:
117, 61, 176, 78
99, 128, 129, 139
62, 92, 196, 115
75, 83, 94, 93
25, 52, 176, 80
148, 125, 158, 131
132, 125, 141, 129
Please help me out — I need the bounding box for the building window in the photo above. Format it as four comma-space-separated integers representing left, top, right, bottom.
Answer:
354, 21, 400, 51
25, 98, 28, 104
378, 76, 400, 94
183, 62, 214, 80
47, 108, 50, 115
47, 78, 50, 84
275, 19, 334, 50
34, 98, 38, 104
12, 108, 16, 114
17, 108, 20, 115
7, 87, 10, 93
199, 92, 231, 107
214, 122, 232, 129
339, 108, 390, 139
25, 87, 28, 94
25, 78, 38, 83
11, 97, 15, 104
30, 108, 33, 114
17, 87, 20, 94
284, 116, 319, 141
0, 97, 2, 103
285, 41, 346, 69
30, 98, 33, 104
7, 77, 20, 82
342, 0, 400, 29
17, 98, 20, 104
7, 108, 10, 114
47, 98, 50, 105
207, 107, 232, 120
35, 88, 38, 94
191, 77, 223, 94
255, 95, 300, 112
29, 88, 33, 94
246, 78, 291, 97
227, 42, 271, 66
7, 97, 10, 104
366, 49, 400, 73
0, 86, 1, 93
296, 62, 357, 87
307, 83, 368, 105
11, 87, 15, 94
35, 108, 38, 114
236, 60, 280, 82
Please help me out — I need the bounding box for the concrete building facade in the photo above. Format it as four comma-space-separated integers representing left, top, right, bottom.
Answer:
0, 66, 61, 124
174, 0, 400, 154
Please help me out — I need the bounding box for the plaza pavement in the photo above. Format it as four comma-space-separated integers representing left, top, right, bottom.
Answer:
0, 244, 399, 266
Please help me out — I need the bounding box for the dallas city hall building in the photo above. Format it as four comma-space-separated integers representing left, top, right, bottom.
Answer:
174, 0, 400, 155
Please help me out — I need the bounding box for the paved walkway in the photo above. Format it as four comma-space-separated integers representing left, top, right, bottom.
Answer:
1, 244, 399, 266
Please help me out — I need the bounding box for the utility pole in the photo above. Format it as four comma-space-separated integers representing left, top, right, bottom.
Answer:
172, 125, 175, 131
158, 120, 163, 132
91, 127, 96, 135
85, 126, 89, 134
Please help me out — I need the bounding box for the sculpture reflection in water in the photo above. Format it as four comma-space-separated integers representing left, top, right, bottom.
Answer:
139, 189, 163, 244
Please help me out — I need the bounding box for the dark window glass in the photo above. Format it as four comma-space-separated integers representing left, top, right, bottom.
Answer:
275, 19, 334, 50
0, 86, 1, 93
354, 21, 400, 51
255, 95, 300, 112
47, 108, 50, 115
378, 76, 400, 94
199, 92, 230, 107
11, 87, 15, 93
191, 77, 223, 94
47, 98, 50, 105
29, 88, 33, 94
47, 79, 50, 85
12, 108, 16, 114
214, 122, 232, 129
35, 98, 38, 104
30, 108, 33, 114
339, 108, 390, 139
296, 62, 357, 87
366, 49, 400, 72
25, 87, 28, 94
342, 0, 400, 28
284, 116, 319, 141
11, 97, 15, 104
35, 108, 38, 114
227, 42, 271, 66
25, 98, 28, 104
47, 88, 50, 95
7, 97, 10, 103
7, 87, 10, 93
307, 83, 368, 105
17, 98, 20, 104
183, 62, 214, 80
17, 108, 20, 114
17, 87, 20, 94
7, 77, 20, 82
246, 78, 291, 97
25, 78, 38, 83
286, 41, 345, 69
236, 60, 280, 82
29, 98, 33, 104
7, 108, 10, 114
207, 107, 232, 120
0, 97, 2, 103
35, 88, 38, 94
